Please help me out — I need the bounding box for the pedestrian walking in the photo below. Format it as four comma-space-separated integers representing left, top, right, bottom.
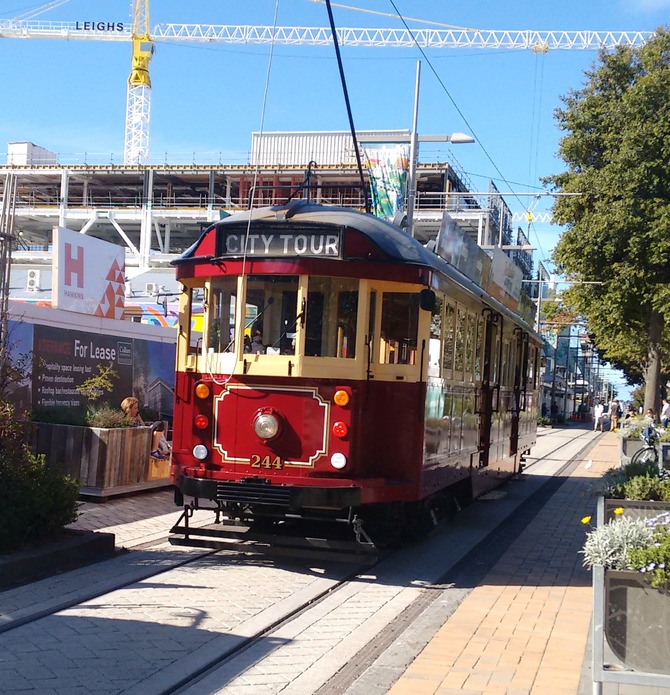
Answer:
594, 401, 605, 432
609, 399, 621, 431
661, 398, 670, 428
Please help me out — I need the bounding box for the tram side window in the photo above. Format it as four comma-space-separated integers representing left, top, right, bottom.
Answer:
453, 306, 467, 380
474, 315, 483, 382
442, 301, 455, 377
532, 346, 539, 388
246, 275, 298, 355
306, 277, 358, 358
428, 297, 442, 377
465, 311, 477, 382
492, 330, 501, 385
380, 293, 420, 365
208, 278, 237, 353
502, 341, 512, 387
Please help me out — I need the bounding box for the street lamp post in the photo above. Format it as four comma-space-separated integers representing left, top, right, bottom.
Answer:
358, 61, 473, 234
404, 60, 474, 237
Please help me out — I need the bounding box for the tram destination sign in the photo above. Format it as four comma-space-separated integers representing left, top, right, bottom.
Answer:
217, 229, 342, 259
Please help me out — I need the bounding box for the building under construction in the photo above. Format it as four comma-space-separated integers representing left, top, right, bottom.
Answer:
0, 130, 531, 307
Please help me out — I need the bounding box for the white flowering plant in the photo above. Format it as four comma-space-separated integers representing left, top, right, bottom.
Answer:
628, 511, 670, 591
582, 510, 670, 592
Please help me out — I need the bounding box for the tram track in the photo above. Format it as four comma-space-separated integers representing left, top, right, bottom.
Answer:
0, 429, 597, 694
161, 429, 601, 694
0, 545, 218, 636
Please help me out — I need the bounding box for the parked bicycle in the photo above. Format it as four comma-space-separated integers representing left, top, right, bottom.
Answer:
630, 425, 660, 468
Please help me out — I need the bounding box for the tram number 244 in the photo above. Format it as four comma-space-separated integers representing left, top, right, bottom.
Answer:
250, 454, 284, 470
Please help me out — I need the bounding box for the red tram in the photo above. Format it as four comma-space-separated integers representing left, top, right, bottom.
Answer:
169, 201, 541, 547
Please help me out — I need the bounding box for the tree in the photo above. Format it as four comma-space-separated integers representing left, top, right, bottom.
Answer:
545, 27, 670, 416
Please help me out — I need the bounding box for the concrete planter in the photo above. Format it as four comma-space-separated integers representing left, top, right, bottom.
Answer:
592, 497, 670, 690
661, 442, 670, 470
31, 422, 171, 498
604, 498, 670, 523
619, 437, 646, 464
604, 569, 670, 676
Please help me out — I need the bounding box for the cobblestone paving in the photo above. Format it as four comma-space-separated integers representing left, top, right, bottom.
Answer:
0, 552, 345, 694
0, 428, 595, 694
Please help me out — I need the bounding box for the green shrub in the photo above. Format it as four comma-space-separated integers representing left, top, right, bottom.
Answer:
622, 457, 661, 481
591, 460, 657, 497
618, 475, 670, 502
628, 524, 670, 591
0, 400, 80, 553
85, 403, 129, 428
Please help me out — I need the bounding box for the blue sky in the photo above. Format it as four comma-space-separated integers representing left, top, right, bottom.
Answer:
2, 0, 668, 397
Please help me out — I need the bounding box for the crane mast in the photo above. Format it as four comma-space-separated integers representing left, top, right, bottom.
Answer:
124, 0, 153, 165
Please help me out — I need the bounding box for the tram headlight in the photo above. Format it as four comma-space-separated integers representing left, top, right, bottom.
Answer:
330, 453, 347, 469
253, 410, 281, 440
192, 444, 208, 460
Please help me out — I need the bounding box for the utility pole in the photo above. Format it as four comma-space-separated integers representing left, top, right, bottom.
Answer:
0, 172, 17, 392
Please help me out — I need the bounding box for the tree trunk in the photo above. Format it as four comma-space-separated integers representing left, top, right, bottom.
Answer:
643, 310, 663, 419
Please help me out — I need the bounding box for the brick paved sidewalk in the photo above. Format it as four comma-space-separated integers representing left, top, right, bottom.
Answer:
387, 432, 623, 695
69, 488, 212, 548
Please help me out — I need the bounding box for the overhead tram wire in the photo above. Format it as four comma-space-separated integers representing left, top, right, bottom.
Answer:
324, 0, 370, 214
9, 0, 71, 21
309, 0, 481, 32
206, 0, 282, 387
387, 0, 552, 259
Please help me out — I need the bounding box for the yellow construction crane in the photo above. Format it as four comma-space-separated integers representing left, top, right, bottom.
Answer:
0, 1, 655, 165
125, 0, 154, 165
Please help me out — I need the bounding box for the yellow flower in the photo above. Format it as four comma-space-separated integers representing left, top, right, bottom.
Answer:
581, 515, 592, 524
613, 507, 624, 515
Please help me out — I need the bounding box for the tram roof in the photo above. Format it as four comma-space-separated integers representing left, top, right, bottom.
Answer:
176, 200, 437, 267
174, 201, 537, 337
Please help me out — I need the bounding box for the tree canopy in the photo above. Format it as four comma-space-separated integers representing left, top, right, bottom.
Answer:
546, 27, 670, 413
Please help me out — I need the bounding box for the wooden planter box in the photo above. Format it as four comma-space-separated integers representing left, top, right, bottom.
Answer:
605, 569, 670, 675
31, 422, 171, 498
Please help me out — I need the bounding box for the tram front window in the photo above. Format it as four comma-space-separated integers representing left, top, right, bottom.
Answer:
208, 277, 237, 353
246, 275, 299, 355
306, 277, 358, 358
380, 292, 420, 364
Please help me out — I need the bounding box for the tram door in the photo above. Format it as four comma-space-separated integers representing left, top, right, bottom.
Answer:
478, 310, 501, 468
509, 330, 529, 457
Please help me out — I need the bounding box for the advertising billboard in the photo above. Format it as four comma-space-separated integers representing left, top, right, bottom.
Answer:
52, 227, 126, 318
29, 324, 175, 420
362, 144, 409, 221
4, 302, 176, 422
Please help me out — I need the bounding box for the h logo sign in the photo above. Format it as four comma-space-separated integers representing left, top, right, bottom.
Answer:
64, 242, 84, 288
